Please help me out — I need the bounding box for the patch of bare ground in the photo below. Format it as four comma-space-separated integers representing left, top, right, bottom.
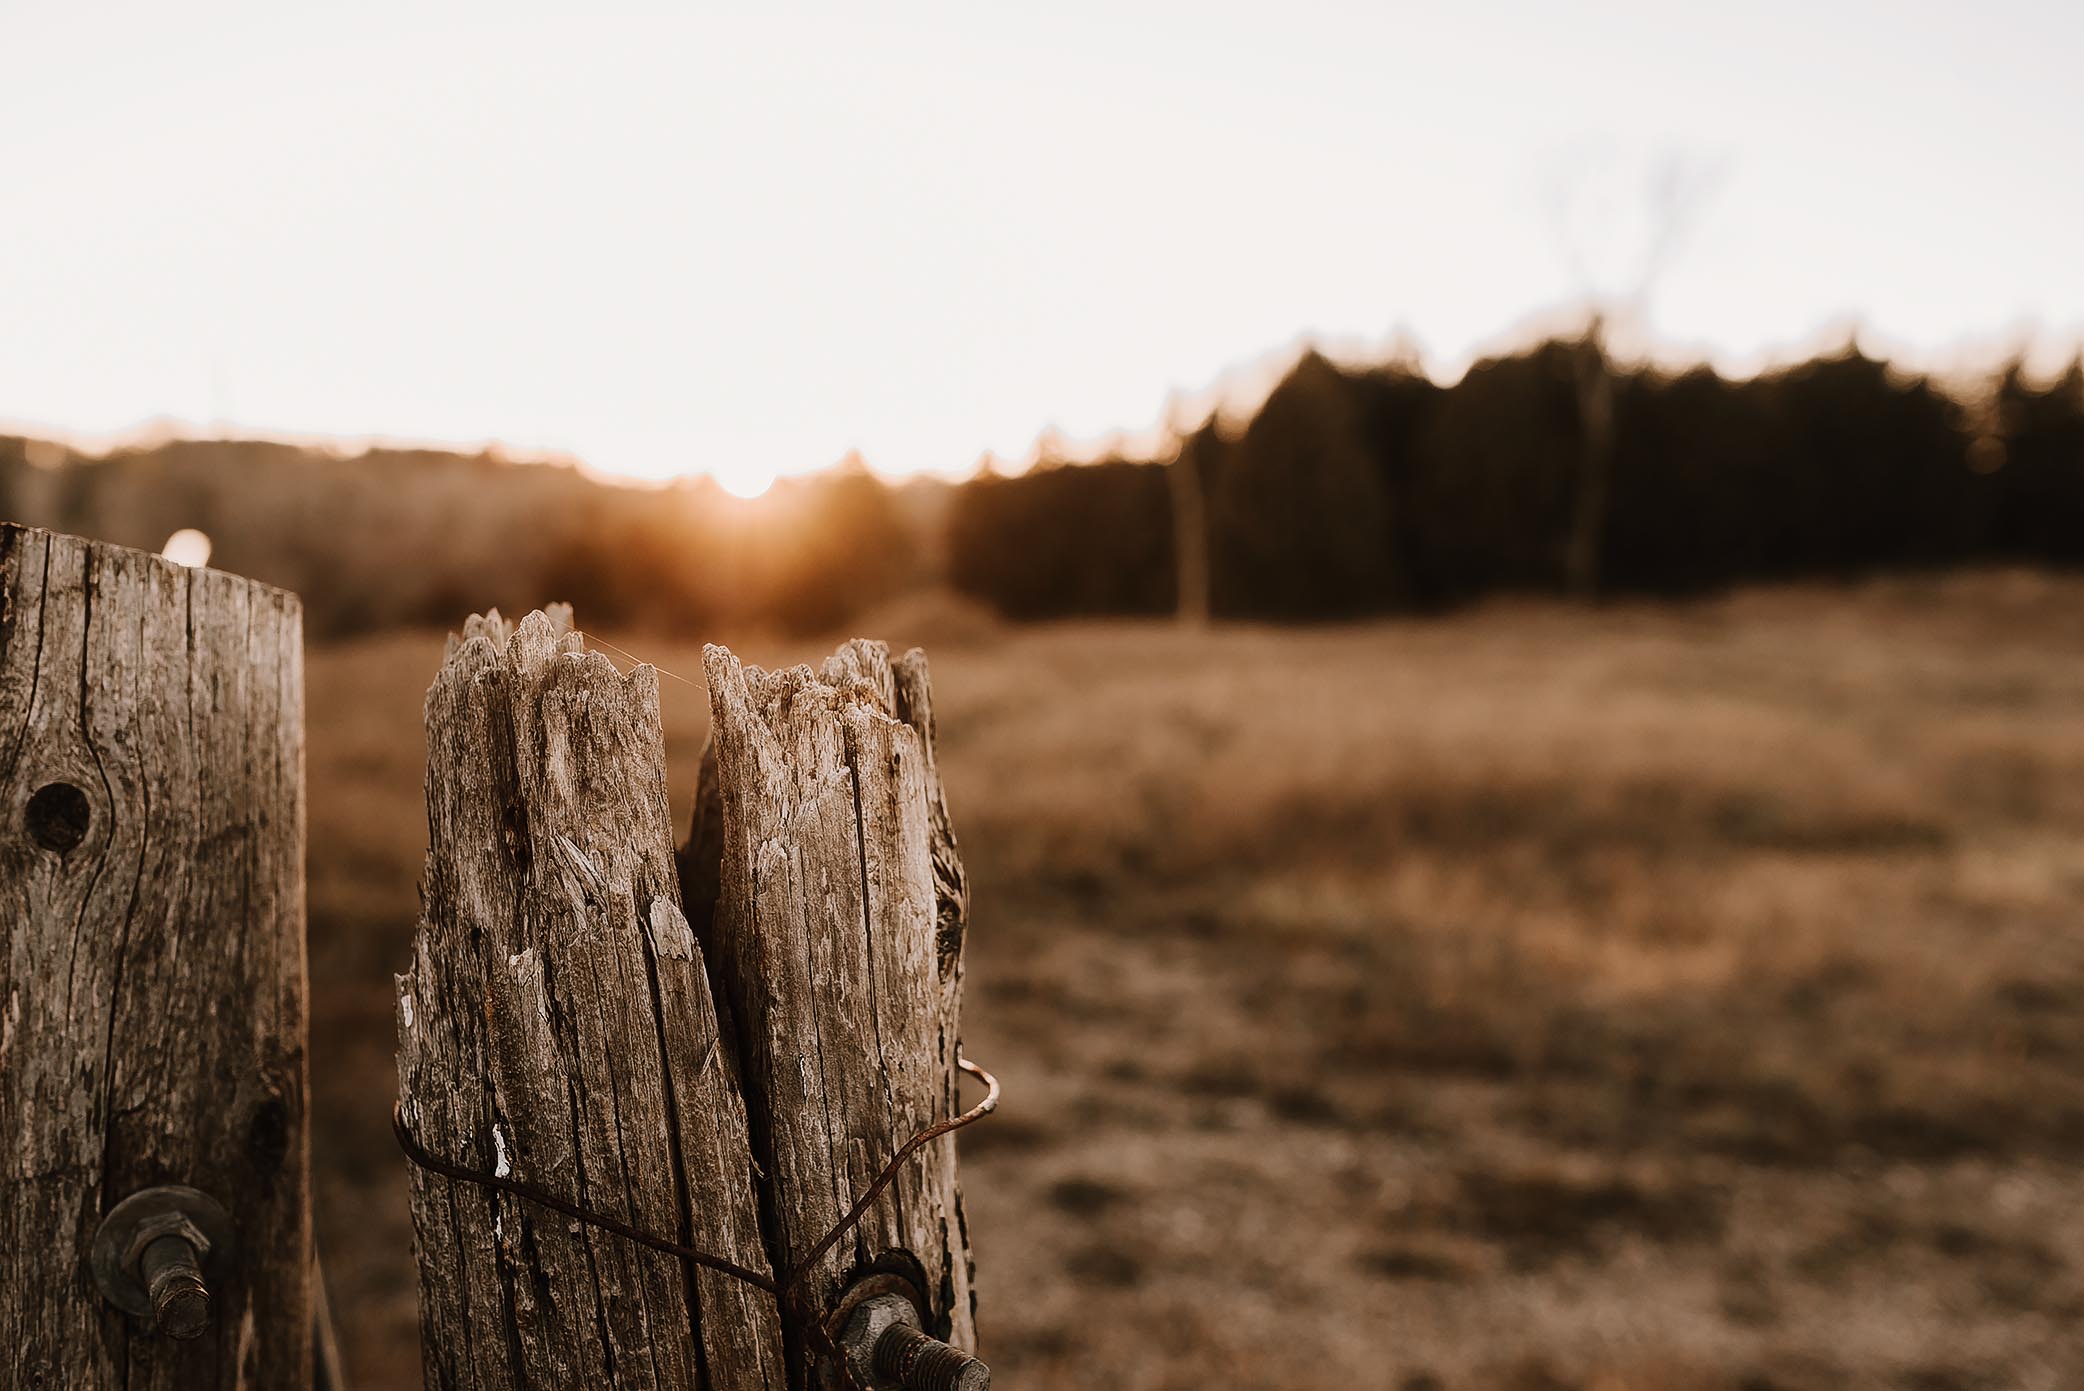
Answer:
309, 571, 2084, 1389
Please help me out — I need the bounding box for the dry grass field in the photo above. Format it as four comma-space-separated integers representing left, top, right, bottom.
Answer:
306, 573, 2084, 1391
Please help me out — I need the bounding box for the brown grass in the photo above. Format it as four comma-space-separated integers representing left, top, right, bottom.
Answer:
308, 571, 2084, 1390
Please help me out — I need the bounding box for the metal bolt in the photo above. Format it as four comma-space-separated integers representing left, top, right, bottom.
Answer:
837, 1290, 989, 1391
137, 1232, 212, 1338
873, 1321, 990, 1391
90, 1185, 236, 1340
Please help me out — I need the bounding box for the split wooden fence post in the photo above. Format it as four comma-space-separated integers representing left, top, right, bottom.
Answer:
0, 524, 312, 1390
397, 611, 982, 1390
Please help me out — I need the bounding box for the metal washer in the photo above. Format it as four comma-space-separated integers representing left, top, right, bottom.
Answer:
90, 1185, 237, 1318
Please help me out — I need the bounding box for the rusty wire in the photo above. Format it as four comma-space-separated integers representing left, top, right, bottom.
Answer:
392, 1055, 1000, 1384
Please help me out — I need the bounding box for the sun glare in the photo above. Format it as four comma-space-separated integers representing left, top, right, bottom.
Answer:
3, 5, 2080, 491
714, 462, 777, 500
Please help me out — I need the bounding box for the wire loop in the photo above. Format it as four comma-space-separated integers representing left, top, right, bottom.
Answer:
394, 1056, 1001, 1387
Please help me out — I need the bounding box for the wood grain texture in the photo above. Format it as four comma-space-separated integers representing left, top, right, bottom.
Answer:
699, 639, 977, 1377
396, 608, 784, 1391
0, 524, 310, 1390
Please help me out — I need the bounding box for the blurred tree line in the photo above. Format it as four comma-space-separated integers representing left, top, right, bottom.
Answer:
4, 336, 2080, 636
950, 338, 2084, 619
0, 439, 922, 637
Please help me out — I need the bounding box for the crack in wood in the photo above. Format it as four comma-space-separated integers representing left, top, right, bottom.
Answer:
401, 614, 981, 1388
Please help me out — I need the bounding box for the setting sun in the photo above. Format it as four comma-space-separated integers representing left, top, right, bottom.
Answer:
712, 461, 777, 500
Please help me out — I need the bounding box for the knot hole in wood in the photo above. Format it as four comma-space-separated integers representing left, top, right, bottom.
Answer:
26, 780, 90, 854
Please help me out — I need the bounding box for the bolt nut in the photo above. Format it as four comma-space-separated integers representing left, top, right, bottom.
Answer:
838, 1293, 919, 1389
837, 1290, 989, 1391
90, 1186, 236, 1339
124, 1210, 213, 1271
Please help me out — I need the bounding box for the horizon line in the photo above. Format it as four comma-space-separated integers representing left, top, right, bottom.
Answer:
7, 309, 2080, 495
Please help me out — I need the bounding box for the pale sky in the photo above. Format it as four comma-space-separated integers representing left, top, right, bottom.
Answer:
3, 1, 2080, 495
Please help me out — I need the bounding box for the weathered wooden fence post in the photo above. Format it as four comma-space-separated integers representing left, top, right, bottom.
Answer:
397, 611, 983, 1391
0, 524, 312, 1389
696, 640, 978, 1363
395, 609, 785, 1390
